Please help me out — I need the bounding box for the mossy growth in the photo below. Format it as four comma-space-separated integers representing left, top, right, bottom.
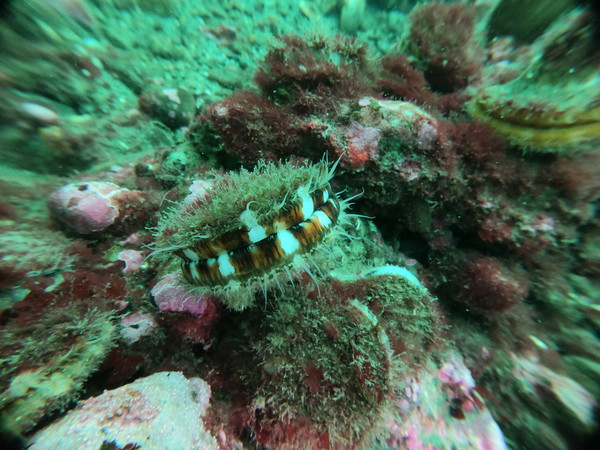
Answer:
0, 307, 116, 434
0, 228, 76, 275
251, 271, 440, 446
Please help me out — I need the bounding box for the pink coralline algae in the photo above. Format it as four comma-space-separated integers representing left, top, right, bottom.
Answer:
438, 356, 480, 414
382, 354, 507, 450
118, 232, 143, 246
117, 249, 144, 274
151, 271, 212, 316
151, 272, 221, 344
119, 312, 158, 344
30, 372, 218, 449
394, 158, 423, 183
338, 121, 381, 170
47, 181, 147, 235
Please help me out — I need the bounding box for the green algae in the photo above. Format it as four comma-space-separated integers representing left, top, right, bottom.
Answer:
0, 308, 116, 434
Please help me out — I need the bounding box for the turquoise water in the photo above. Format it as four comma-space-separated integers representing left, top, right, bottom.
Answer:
0, 1, 598, 448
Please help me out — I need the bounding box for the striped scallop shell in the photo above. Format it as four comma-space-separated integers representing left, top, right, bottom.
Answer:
153, 160, 350, 298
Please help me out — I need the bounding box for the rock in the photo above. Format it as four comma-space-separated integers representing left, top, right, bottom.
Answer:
119, 312, 158, 344
138, 86, 195, 129
47, 182, 147, 236
29, 372, 218, 449
357, 97, 439, 151
151, 271, 213, 316
117, 249, 145, 274
381, 353, 508, 449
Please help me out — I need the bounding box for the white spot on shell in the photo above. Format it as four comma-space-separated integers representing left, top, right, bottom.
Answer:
20, 102, 59, 125
314, 210, 332, 228
218, 254, 236, 277
189, 262, 201, 281
358, 96, 372, 107
162, 88, 181, 104
301, 192, 314, 220
183, 249, 199, 261
277, 229, 300, 255
248, 225, 267, 243
273, 220, 287, 232
240, 206, 258, 228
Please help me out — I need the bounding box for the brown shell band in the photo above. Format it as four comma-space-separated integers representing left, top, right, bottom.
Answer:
177, 185, 340, 286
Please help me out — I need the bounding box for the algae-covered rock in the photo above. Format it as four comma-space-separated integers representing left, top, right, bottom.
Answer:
0, 308, 116, 434
30, 372, 218, 449
249, 266, 442, 447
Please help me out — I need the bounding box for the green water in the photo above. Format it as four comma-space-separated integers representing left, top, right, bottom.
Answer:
0, 1, 598, 449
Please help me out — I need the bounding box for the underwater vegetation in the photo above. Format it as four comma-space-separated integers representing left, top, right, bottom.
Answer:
0, 270, 120, 434
0, 0, 598, 449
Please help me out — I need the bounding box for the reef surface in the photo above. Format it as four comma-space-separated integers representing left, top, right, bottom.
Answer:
0, 1, 598, 449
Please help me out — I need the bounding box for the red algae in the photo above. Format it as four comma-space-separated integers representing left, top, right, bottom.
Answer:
453, 256, 529, 314
408, 2, 484, 93
378, 55, 438, 106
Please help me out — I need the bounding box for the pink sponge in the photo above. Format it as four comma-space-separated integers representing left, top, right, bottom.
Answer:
48, 182, 146, 235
